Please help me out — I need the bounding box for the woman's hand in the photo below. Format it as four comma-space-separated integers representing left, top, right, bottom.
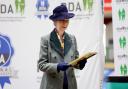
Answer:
57, 62, 70, 72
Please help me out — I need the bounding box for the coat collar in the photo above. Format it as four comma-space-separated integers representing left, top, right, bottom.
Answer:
50, 29, 72, 57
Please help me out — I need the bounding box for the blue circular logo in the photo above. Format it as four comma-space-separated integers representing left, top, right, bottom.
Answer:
0, 34, 14, 67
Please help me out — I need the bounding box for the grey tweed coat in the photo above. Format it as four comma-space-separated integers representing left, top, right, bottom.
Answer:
38, 30, 80, 89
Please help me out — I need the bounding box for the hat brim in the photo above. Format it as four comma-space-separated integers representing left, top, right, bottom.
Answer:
49, 13, 74, 20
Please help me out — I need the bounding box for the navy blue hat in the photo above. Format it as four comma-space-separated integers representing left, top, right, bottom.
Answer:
49, 4, 75, 20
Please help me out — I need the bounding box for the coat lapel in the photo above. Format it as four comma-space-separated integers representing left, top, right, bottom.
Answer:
50, 29, 72, 57
64, 32, 72, 56
50, 29, 64, 57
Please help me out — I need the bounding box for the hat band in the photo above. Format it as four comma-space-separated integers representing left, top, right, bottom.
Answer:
53, 12, 69, 17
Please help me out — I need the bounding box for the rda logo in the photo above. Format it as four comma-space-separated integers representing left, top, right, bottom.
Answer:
36, 0, 49, 19
0, 34, 14, 89
118, 8, 126, 21
119, 36, 127, 48
15, 0, 25, 15
83, 0, 93, 11
0, 0, 25, 15
120, 64, 127, 76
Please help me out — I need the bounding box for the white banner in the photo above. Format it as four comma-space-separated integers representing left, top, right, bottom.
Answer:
112, 0, 128, 76
0, 0, 104, 89
77, 0, 104, 89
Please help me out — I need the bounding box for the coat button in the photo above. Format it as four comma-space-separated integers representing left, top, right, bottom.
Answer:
54, 56, 57, 59
72, 75, 75, 78
71, 56, 73, 59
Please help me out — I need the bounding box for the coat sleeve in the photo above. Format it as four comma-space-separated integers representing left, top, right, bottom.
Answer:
73, 36, 87, 70
73, 36, 84, 69
38, 36, 58, 74
74, 36, 79, 59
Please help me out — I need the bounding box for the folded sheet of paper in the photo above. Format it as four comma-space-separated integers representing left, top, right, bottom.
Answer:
69, 52, 97, 66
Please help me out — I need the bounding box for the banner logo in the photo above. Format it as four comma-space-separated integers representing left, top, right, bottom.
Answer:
15, 0, 25, 15
119, 36, 127, 48
0, 34, 14, 89
118, 8, 126, 21
61, 1, 94, 20
0, 0, 26, 22
36, 0, 49, 19
120, 64, 127, 75
83, 0, 93, 11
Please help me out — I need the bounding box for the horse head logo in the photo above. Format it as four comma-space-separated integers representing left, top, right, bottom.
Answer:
36, 0, 49, 19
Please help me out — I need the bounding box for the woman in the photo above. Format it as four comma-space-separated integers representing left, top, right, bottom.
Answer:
38, 4, 87, 89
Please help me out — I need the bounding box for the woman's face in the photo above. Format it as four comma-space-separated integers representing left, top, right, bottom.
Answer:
54, 19, 69, 31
